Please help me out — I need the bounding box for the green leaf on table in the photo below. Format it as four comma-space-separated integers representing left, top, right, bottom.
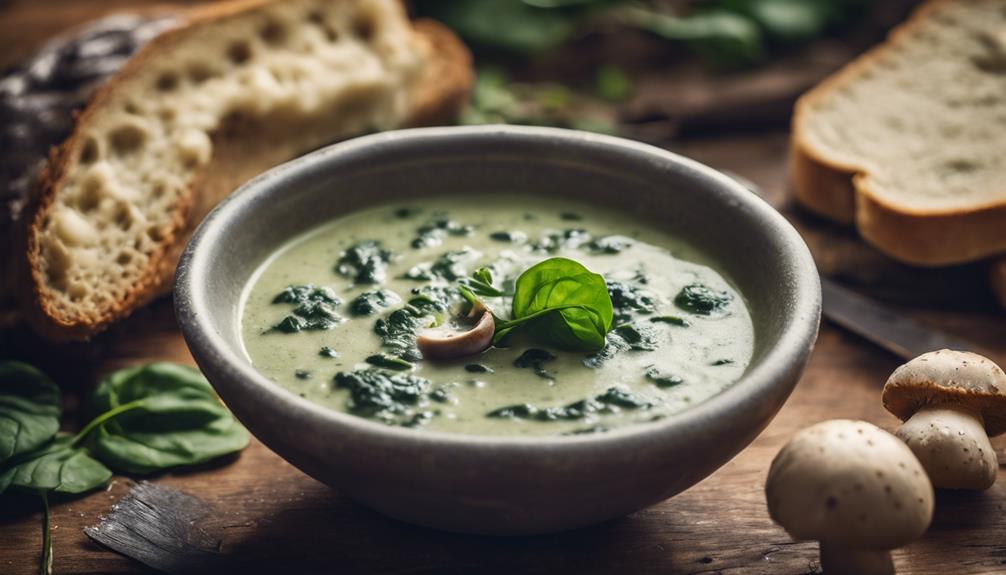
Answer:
0, 435, 111, 495
85, 363, 249, 474
495, 257, 613, 351
619, 6, 765, 68
415, 0, 579, 53
0, 362, 61, 466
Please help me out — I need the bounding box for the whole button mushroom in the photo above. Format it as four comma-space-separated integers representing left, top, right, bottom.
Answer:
766, 420, 933, 575
882, 349, 1006, 490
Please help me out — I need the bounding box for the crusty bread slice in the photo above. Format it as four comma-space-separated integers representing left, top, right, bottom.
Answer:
791, 0, 1006, 267
15, 0, 471, 341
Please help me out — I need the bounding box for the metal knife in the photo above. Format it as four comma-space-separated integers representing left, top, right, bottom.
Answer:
820, 277, 984, 361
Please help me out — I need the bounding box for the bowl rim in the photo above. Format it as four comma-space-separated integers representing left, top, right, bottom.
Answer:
174, 124, 821, 451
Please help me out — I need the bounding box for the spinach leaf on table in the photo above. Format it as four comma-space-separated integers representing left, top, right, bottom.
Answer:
0, 362, 61, 465
0, 435, 111, 495
84, 363, 249, 474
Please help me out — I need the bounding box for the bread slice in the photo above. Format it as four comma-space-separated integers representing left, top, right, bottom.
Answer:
791, 0, 1006, 267
15, 0, 471, 341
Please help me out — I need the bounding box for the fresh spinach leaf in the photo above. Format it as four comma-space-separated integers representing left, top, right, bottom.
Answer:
349, 289, 401, 316
495, 258, 613, 351
84, 363, 249, 474
674, 283, 733, 315
0, 362, 60, 465
0, 435, 111, 495
335, 241, 393, 284
619, 6, 764, 68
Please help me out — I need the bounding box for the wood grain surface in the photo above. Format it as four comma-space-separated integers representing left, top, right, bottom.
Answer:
2, 2, 1005, 574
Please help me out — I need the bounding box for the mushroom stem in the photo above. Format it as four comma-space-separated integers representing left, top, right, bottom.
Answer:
895, 404, 997, 490
820, 542, 893, 575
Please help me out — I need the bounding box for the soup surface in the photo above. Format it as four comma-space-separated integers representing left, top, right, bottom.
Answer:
241, 195, 754, 436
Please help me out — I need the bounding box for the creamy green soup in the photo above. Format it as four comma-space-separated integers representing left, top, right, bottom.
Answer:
240, 195, 754, 436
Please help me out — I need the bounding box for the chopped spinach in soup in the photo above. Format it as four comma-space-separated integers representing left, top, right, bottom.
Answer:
240, 196, 754, 437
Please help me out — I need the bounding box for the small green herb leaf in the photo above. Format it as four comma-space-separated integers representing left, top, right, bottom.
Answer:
84, 364, 249, 474
0, 362, 61, 466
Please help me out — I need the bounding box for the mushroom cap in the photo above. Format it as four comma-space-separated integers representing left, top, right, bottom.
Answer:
882, 350, 1006, 436
766, 419, 933, 550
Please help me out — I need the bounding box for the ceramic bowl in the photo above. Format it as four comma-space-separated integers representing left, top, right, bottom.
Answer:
175, 125, 820, 535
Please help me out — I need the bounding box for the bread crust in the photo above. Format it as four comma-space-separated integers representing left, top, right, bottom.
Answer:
16, 2, 472, 341
790, 0, 1006, 267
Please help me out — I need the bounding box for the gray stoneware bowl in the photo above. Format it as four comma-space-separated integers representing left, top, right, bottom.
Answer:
174, 125, 821, 535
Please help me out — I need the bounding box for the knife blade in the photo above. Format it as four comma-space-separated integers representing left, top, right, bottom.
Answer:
821, 276, 982, 360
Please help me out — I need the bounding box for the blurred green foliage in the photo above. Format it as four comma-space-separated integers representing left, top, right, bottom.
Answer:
414, 0, 867, 68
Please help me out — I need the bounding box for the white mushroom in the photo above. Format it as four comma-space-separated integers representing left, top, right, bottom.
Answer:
882, 349, 1006, 490
766, 419, 933, 575
416, 311, 494, 360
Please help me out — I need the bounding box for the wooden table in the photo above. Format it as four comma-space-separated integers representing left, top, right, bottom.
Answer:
3, 4, 1006, 575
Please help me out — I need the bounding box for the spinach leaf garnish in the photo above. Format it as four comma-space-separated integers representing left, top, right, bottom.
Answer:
674, 283, 733, 315
0, 362, 60, 465
490, 258, 613, 352
411, 218, 475, 249
269, 285, 343, 333
487, 386, 651, 421
333, 369, 435, 426
349, 289, 401, 316
335, 241, 393, 284
513, 348, 557, 379
83, 363, 250, 474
